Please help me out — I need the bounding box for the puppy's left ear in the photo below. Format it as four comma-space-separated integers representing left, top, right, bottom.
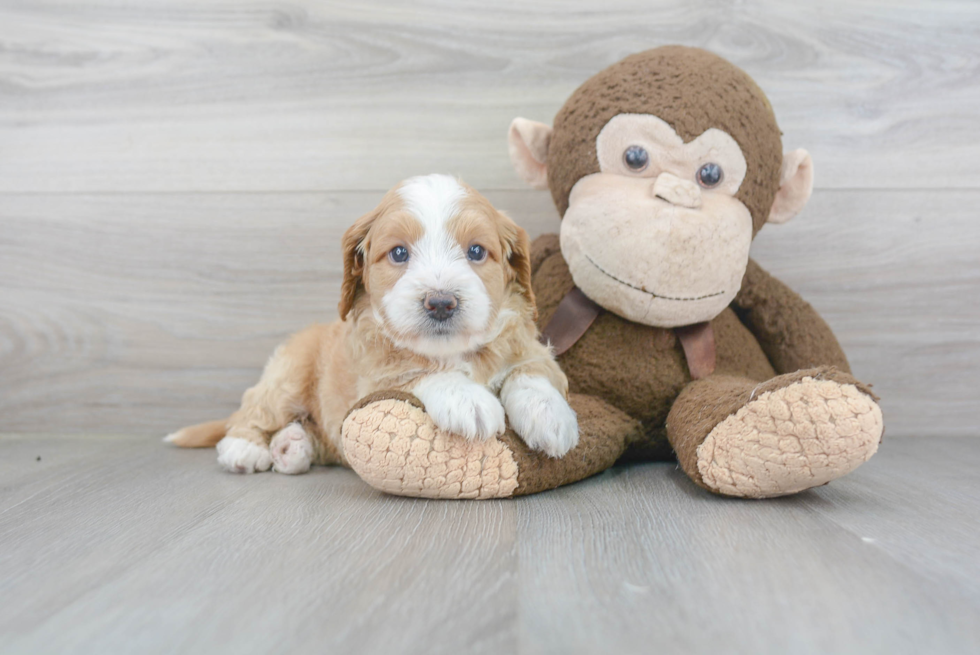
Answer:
339, 208, 379, 320
497, 211, 537, 320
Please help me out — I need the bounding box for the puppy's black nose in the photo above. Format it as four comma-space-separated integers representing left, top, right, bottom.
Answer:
423, 292, 458, 322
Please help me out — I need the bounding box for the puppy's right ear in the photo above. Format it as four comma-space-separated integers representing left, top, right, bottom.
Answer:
508, 118, 552, 190
339, 208, 379, 321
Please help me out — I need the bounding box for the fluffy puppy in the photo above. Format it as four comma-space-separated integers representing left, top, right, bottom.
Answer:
166, 174, 578, 474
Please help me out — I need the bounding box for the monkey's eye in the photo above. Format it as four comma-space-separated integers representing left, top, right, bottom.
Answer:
467, 244, 487, 263
388, 246, 409, 264
623, 145, 649, 172
697, 163, 723, 188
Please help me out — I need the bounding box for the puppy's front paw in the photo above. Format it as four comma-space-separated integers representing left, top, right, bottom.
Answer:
270, 423, 313, 475
415, 376, 506, 441
502, 376, 579, 458
216, 436, 273, 474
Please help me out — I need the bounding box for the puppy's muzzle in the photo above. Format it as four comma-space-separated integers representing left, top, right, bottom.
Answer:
423, 291, 458, 322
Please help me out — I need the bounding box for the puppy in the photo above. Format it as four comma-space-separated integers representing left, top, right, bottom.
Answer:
166, 174, 578, 474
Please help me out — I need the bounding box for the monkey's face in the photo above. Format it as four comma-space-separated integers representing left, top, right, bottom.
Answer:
560, 114, 753, 328
509, 47, 814, 329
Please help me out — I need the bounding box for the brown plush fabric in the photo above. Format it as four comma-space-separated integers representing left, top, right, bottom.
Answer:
507, 393, 641, 496
529, 232, 561, 276
734, 259, 852, 374
532, 241, 778, 457
547, 46, 782, 234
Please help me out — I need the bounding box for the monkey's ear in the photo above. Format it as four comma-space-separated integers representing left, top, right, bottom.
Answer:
768, 149, 814, 225
338, 208, 379, 321
508, 118, 553, 190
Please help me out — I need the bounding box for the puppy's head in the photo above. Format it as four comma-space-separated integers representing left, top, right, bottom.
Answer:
339, 174, 534, 358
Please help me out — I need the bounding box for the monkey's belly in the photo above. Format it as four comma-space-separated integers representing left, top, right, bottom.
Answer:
533, 250, 775, 460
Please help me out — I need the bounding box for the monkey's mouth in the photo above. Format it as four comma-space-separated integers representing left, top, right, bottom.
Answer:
583, 253, 726, 302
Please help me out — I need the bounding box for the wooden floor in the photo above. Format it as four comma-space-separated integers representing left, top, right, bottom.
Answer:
1, 435, 977, 654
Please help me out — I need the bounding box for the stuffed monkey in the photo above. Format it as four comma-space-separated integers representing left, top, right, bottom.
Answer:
341, 46, 883, 499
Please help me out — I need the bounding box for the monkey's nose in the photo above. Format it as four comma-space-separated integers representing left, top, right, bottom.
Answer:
652, 173, 702, 209
423, 292, 459, 322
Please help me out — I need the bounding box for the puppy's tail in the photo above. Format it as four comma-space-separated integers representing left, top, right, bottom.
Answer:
163, 419, 228, 448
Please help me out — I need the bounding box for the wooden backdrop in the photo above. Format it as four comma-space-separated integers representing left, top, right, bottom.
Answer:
1, 0, 977, 438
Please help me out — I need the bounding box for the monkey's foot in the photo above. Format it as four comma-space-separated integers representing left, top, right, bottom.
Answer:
342, 392, 639, 499
342, 393, 520, 499
696, 376, 883, 498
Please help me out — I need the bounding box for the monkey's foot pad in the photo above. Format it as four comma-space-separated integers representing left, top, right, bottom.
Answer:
697, 377, 883, 498
343, 397, 519, 499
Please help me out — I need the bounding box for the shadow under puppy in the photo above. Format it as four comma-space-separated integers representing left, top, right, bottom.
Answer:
166, 174, 578, 474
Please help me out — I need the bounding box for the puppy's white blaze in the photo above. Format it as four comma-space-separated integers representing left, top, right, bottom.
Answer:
383, 174, 493, 359
397, 174, 466, 233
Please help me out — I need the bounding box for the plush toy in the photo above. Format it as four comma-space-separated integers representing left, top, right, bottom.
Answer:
341, 46, 883, 499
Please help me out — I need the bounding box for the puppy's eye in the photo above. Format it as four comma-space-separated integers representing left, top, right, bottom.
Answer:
466, 244, 487, 263
623, 145, 649, 172
388, 246, 409, 264
697, 162, 723, 188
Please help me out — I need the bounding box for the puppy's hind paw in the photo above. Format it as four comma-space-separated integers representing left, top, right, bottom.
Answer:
216, 436, 273, 474
270, 423, 314, 475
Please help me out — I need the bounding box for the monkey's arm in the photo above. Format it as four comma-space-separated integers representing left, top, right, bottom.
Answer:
732, 258, 851, 375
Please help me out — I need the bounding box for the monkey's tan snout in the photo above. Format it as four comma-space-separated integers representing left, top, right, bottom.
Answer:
652, 173, 702, 209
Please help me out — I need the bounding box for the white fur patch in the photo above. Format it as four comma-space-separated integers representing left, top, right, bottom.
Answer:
501, 375, 579, 458
382, 174, 493, 359
216, 436, 273, 474
397, 174, 466, 233
413, 372, 506, 441
269, 423, 314, 474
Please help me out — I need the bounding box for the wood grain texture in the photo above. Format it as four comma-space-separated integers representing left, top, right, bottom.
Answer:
0, 0, 978, 192
516, 442, 980, 654
1, 189, 976, 437
1, 434, 978, 654
0, 434, 518, 654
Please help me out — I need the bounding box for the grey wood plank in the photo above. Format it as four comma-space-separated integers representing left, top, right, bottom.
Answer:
2, 435, 979, 654
1, 189, 976, 437
0, 0, 977, 192
0, 435, 275, 633
799, 437, 980, 605
0, 434, 151, 513
0, 436, 517, 655
515, 456, 980, 654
